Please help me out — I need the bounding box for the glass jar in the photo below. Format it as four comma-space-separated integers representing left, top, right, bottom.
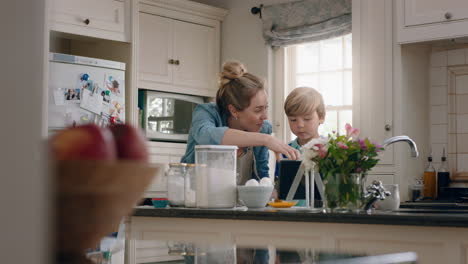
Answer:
184, 164, 197, 207
166, 163, 186, 207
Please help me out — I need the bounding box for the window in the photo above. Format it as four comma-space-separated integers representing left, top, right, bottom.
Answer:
283, 33, 352, 141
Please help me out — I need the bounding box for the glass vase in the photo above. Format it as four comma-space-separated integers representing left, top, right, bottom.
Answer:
323, 173, 365, 213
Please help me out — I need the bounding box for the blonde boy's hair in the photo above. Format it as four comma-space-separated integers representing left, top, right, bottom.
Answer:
284, 87, 325, 118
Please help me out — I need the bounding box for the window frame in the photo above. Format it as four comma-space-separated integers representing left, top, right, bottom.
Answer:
273, 34, 354, 143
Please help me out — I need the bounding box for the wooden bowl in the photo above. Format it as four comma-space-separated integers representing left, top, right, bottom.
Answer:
54, 160, 159, 254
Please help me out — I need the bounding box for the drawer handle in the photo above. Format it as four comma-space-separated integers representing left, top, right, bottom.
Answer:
174, 60, 180, 65
84, 18, 90, 25
168, 59, 174, 64
445, 12, 452, 20
385, 124, 391, 131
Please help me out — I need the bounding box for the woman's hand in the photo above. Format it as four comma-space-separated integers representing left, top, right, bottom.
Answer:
264, 135, 300, 161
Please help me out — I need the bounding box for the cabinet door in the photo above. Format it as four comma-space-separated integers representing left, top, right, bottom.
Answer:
50, 0, 125, 34
354, 0, 393, 165
138, 12, 173, 87
173, 20, 216, 92
397, 0, 468, 43
403, 0, 468, 26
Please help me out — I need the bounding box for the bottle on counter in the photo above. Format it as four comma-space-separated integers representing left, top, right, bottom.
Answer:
423, 154, 436, 199
437, 148, 450, 200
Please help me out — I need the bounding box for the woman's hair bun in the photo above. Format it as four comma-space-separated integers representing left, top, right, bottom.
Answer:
220, 61, 246, 81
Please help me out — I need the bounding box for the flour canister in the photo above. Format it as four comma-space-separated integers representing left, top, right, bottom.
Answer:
195, 145, 237, 208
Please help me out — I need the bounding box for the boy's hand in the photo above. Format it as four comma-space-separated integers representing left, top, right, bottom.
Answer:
265, 135, 300, 160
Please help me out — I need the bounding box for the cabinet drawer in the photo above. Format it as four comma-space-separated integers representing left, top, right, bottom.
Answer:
397, 0, 468, 43
50, 0, 127, 41
403, 0, 468, 27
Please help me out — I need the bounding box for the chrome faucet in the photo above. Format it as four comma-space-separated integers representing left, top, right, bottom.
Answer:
382, 135, 419, 157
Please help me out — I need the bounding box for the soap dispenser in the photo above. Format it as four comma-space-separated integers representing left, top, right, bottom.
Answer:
437, 148, 450, 199
423, 153, 436, 199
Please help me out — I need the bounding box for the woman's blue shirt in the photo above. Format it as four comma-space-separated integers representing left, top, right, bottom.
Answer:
180, 103, 272, 179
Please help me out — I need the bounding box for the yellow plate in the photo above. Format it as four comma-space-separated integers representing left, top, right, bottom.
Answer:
267, 201, 297, 208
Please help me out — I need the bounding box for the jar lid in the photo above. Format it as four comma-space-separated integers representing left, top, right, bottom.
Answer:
195, 145, 238, 150
169, 163, 187, 167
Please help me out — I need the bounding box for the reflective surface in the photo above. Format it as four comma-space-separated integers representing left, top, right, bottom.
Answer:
134, 240, 417, 264
400, 201, 468, 210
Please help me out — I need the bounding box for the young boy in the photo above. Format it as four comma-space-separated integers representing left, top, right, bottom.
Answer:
275, 87, 326, 205
284, 87, 326, 151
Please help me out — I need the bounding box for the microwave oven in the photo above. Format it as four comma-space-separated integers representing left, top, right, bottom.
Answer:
138, 90, 204, 142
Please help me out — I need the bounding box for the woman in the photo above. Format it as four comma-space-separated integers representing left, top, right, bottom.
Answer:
181, 61, 299, 183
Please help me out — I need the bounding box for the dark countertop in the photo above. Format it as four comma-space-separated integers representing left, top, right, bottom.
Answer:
133, 206, 468, 228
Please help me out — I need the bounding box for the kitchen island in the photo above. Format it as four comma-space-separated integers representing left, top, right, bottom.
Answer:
127, 207, 468, 263
126, 207, 468, 264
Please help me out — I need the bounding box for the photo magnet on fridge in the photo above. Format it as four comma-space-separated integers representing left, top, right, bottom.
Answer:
105, 74, 123, 97
76, 73, 94, 93
64, 88, 81, 104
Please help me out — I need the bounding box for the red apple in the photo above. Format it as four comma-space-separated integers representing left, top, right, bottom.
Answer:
50, 124, 117, 161
109, 124, 149, 161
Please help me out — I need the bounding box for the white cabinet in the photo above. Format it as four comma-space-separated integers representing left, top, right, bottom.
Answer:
353, 0, 394, 168
144, 141, 187, 197
49, 0, 130, 42
138, 13, 173, 86
127, 217, 468, 264
397, 0, 468, 43
137, 0, 227, 97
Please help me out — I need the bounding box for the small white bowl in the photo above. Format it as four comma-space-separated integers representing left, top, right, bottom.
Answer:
237, 185, 274, 208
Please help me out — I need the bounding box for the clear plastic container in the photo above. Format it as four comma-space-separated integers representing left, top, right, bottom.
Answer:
184, 164, 197, 208
166, 163, 186, 207
195, 145, 238, 208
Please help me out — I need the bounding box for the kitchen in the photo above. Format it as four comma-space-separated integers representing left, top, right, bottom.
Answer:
3, 0, 468, 263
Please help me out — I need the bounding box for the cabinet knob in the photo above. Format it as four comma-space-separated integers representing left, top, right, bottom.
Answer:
445, 12, 452, 20
174, 60, 180, 65
385, 124, 391, 131
84, 18, 90, 25
168, 59, 174, 64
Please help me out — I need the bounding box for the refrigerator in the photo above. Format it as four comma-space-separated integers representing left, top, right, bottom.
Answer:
48, 52, 126, 133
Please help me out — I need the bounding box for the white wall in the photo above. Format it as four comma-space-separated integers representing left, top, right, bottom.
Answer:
427, 46, 468, 181
191, 0, 297, 78
0, 0, 49, 263
398, 44, 431, 198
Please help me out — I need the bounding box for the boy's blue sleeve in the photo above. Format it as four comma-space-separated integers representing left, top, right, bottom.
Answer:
253, 121, 272, 179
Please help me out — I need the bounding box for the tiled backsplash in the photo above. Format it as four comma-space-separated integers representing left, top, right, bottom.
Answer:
430, 48, 468, 174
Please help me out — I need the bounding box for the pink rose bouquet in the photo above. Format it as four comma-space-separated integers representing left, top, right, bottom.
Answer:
302, 123, 384, 179
301, 124, 385, 211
